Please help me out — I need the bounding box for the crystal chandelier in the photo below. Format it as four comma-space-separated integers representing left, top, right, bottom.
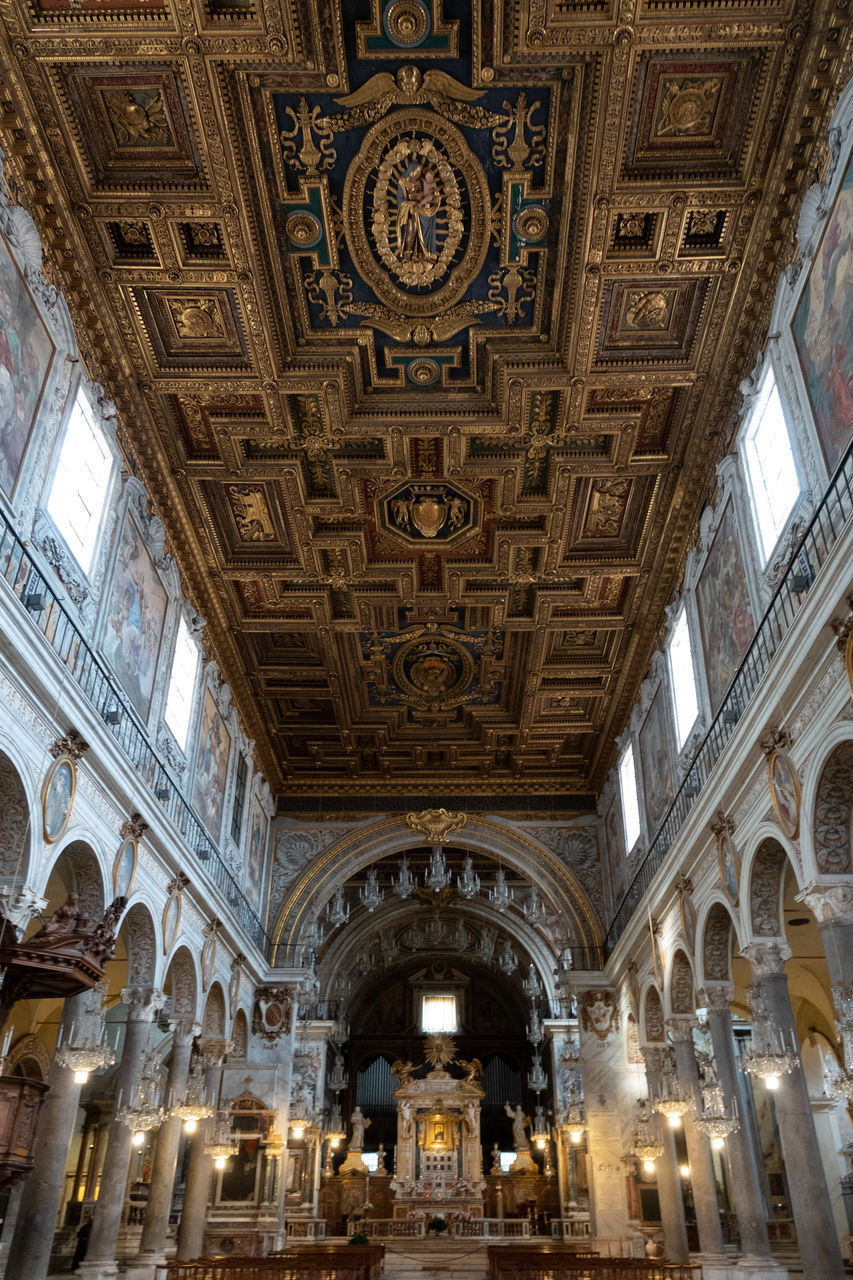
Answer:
630, 1102, 664, 1172
204, 1108, 240, 1170
527, 1008, 544, 1048
324, 1100, 346, 1148
489, 869, 513, 913
54, 982, 115, 1084
359, 868, 383, 913
425, 846, 451, 892
328, 1050, 348, 1094
524, 890, 546, 928
695, 1083, 739, 1149
457, 856, 480, 899
523, 963, 543, 1003
393, 857, 415, 899
651, 1055, 689, 1129
828, 982, 853, 1101
532, 1104, 549, 1150
742, 985, 799, 1090
171, 1059, 214, 1133
117, 1051, 167, 1138
528, 1052, 547, 1093
566, 1098, 586, 1145
497, 937, 518, 974
327, 889, 349, 928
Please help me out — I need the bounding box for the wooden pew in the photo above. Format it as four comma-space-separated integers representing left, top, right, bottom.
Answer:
163, 1244, 385, 1280
487, 1243, 699, 1280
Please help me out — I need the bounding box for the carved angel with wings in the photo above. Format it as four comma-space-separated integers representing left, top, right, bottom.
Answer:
320, 66, 504, 132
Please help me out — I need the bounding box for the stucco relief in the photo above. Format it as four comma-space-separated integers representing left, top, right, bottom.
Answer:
813, 741, 853, 873
122, 902, 157, 985
167, 945, 197, 1021
702, 904, 735, 982
750, 840, 787, 936
62, 843, 105, 920
644, 986, 665, 1043
669, 951, 694, 1015
268, 825, 351, 928
0, 754, 30, 879
527, 825, 602, 904
203, 983, 227, 1037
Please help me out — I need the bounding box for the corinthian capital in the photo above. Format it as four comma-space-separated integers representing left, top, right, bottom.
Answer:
696, 983, 735, 1013
0, 885, 48, 937
795, 881, 853, 925
740, 941, 792, 976
121, 986, 166, 1021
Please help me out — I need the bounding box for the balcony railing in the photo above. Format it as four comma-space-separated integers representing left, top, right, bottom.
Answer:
0, 516, 270, 954
606, 435, 853, 953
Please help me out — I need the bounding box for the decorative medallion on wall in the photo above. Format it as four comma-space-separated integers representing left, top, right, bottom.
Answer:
252, 985, 294, 1042
768, 748, 801, 841
580, 989, 619, 1041
42, 756, 76, 844
162, 877, 186, 953
379, 479, 479, 546
711, 811, 740, 907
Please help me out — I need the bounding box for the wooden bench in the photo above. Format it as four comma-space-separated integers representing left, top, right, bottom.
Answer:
163, 1244, 385, 1280
487, 1244, 699, 1280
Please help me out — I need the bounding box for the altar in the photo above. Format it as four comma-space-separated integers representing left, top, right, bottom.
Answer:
389, 1056, 485, 1218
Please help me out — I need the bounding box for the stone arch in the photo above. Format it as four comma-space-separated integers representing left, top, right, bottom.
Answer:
120, 901, 159, 986
5, 1033, 50, 1080
164, 944, 198, 1024
668, 949, 695, 1016
203, 982, 226, 1037
272, 816, 603, 960
698, 898, 740, 985
42, 837, 106, 922
811, 739, 853, 875
643, 984, 665, 1043
0, 745, 36, 884
747, 836, 792, 938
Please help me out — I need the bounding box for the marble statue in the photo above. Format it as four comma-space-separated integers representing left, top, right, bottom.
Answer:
350, 1105, 370, 1151
505, 1101, 529, 1150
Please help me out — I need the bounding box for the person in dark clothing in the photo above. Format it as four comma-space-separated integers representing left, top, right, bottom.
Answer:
71, 1218, 91, 1272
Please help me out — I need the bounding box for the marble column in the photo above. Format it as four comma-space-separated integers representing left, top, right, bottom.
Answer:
577, 988, 631, 1254
175, 1037, 229, 1261
643, 1046, 689, 1264
795, 884, 853, 988
78, 987, 165, 1280
742, 942, 845, 1280
699, 983, 788, 1280
5, 990, 92, 1280
668, 1016, 727, 1273
125, 1020, 197, 1280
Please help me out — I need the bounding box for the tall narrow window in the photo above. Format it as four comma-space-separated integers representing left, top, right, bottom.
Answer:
231, 753, 248, 844
668, 607, 699, 749
164, 614, 200, 750
743, 368, 800, 563
46, 390, 112, 573
619, 743, 641, 852
421, 994, 457, 1034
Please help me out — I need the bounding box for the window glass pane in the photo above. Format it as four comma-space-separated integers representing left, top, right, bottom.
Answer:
46, 390, 112, 573
668, 607, 699, 749
744, 370, 800, 562
619, 743, 641, 852
231, 753, 247, 844
421, 994, 457, 1034
164, 615, 200, 750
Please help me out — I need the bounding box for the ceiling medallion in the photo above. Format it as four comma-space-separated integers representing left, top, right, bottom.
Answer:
343, 109, 491, 316
379, 478, 480, 546
514, 205, 548, 243
285, 211, 323, 248
384, 0, 430, 47
393, 633, 475, 711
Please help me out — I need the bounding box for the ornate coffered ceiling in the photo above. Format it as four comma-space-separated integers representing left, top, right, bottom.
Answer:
0, 0, 849, 798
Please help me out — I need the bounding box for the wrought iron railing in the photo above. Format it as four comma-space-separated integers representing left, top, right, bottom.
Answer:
0, 515, 270, 953
606, 435, 853, 953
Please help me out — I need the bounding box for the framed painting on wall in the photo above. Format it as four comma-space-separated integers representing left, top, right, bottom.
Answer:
0, 227, 56, 497
42, 755, 76, 843
791, 152, 853, 475
716, 829, 741, 907
768, 747, 801, 840
245, 799, 266, 911
162, 889, 182, 953
639, 687, 675, 834
101, 514, 168, 721
112, 836, 138, 899
192, 687, 231, 841
696, 501, 756, 714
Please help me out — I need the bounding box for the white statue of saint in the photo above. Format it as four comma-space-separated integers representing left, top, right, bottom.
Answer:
505, 1101, 529, 1151
400, 1099, 413, 1138
350, 1105, 370, 1151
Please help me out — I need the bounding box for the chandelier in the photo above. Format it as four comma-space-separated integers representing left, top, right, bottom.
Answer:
742, 986, 799, 1090
532, 1104, 549, 1150
523, 891, 546, 928
828, 982, 853, 1101
327, 889, 350, 928
630, 1103, 664, 1173
324, 1101, 346, 1148
528, 1052, 547, 1094
54, 983, 115, 1084
457, 856, 480, 899
497, 938, 517, 974
204, 1109, 240, 1169
393, 856, 415, 899
651, 1057, 689, 1129
566, 1099, 586, 1146
171, 1059, 214, 1133
489, 869, 513, 913
425, 846, 452, 892
523, 963, 543, 1003
360, 868, 383, 913
694, 1083, 739, 1149
117, 1051, 167, 1140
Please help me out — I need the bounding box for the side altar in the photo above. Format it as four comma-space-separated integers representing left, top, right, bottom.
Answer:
389, 1041, 485, 1218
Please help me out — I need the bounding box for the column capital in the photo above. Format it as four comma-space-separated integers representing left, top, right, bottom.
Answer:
198, 1036, 233, 1068
121, 986, 166, 1021
0, 884, 47, 937
642, 1045, 669, 1076
697, 983, 735, 1012
666, 1014, 697, 1041
795, 880, 853, 925
740, 941, 791, 976
169, 1017, 202, 1044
